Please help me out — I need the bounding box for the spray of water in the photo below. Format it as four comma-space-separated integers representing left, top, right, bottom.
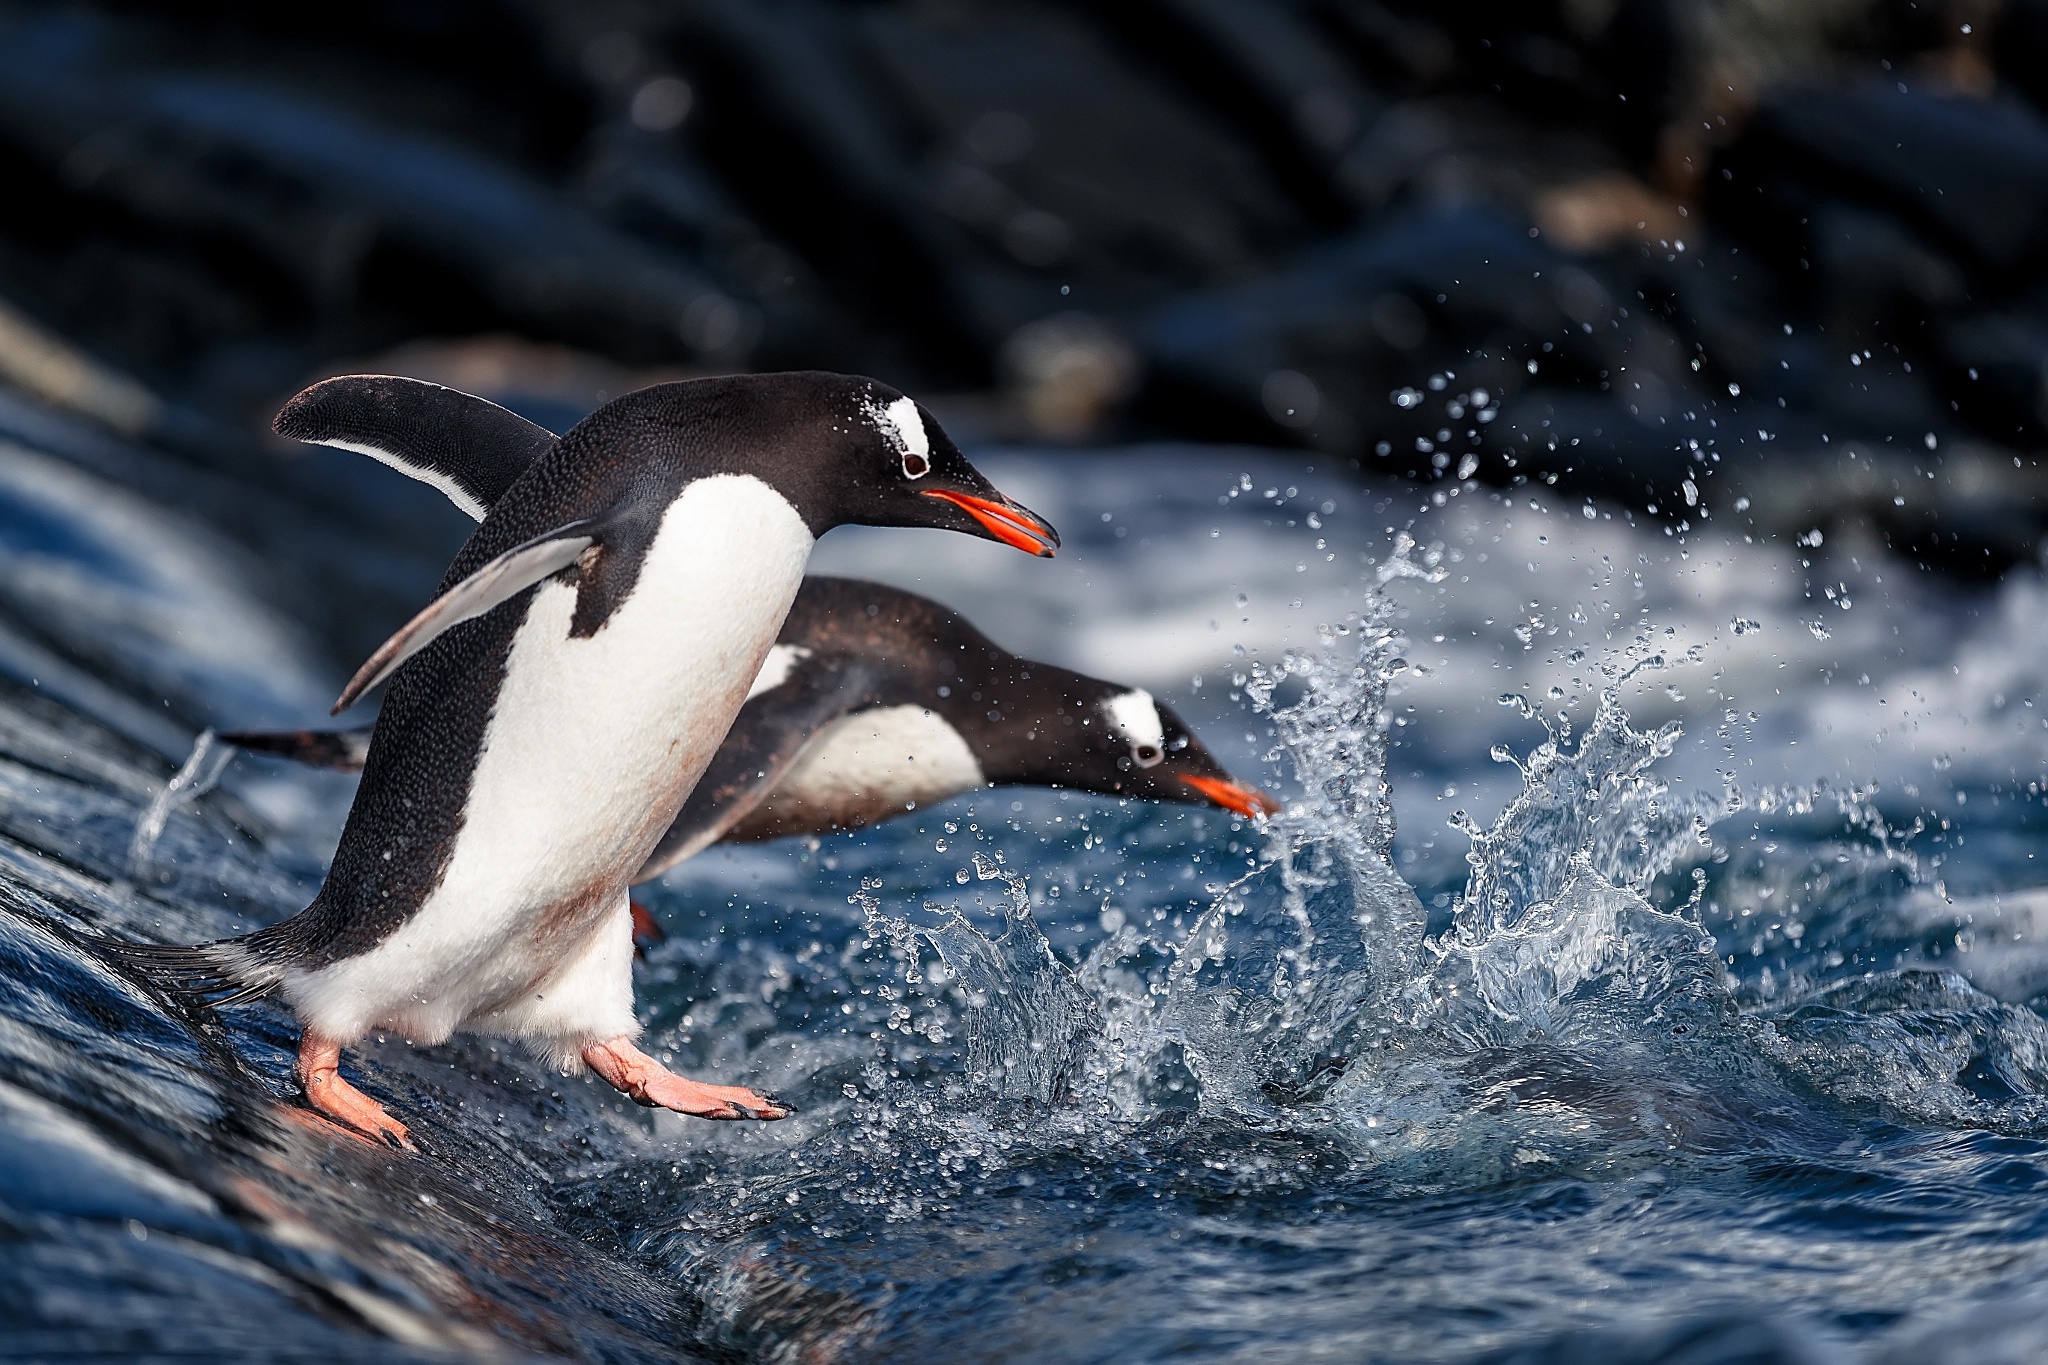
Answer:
127, 729, 235, 872
764, 536, 2048, 1205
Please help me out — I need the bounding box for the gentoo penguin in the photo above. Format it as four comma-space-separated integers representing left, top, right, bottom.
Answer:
114, 372, 1058, 1149
228, 577, 1280, 884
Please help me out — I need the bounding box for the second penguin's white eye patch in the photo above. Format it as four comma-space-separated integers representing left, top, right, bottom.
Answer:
1103, 689, 1167, 767
867, 393, 930, 478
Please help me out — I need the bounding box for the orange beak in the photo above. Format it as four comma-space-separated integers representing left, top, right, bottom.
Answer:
921, 488, 1059, 557
1180, 774, 1282, 819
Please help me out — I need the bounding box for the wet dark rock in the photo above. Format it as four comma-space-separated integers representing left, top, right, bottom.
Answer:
1992, 0, 2048, 118
1141, 206, 1700, 490
1074, 0, 1386, 221
0, 10, 762, 371
659, 0, 1316, 379
1711, 81, 2048, 290
1937, 308, 2048, 447
0, 362, 458, 684
573, 123, 862, 371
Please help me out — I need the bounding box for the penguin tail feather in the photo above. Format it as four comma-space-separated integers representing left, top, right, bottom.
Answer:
92, 936, 284, 1009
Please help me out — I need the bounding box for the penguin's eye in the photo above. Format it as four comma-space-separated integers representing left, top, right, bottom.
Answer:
1131, 742, 1163, 769
902, 450, 930, 479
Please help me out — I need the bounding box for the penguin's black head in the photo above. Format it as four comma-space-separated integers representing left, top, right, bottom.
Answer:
827, 380, 1060, 556
979, 680, 1281, 819
582, 373, 1057, 555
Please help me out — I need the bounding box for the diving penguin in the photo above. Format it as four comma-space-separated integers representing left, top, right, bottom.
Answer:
114, 371, 1059, 1149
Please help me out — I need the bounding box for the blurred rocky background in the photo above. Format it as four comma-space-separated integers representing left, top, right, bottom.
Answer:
1, 0, 2046, 675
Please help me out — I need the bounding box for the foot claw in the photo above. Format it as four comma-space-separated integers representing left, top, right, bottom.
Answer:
297, 1032, 414, 1153
583, 1037, 791, 1122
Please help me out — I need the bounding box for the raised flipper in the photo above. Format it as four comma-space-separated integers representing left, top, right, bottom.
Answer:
219, 727, 372, 772
332, 522, 599, 713
274, 375, 555, 520
634, 652, 885, 882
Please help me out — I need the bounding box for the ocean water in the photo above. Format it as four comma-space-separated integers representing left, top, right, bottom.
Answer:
4, 433, 2048, 1362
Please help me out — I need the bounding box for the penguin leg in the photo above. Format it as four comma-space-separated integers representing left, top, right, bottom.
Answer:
296, 1032, 415, 1151
582, 1037, 791, 1121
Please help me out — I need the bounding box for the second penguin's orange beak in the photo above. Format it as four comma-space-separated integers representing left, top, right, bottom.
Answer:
921, 489, 1060, 557
1180, 774, 1283, 819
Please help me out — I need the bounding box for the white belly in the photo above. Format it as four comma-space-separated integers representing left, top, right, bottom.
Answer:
731, 705, 986, 841
288, 474, 814, 1052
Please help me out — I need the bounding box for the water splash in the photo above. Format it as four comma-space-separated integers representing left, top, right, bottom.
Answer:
914, 855, 1101, 1106
1451, 659, 1729, 941
816, 556, 2048, 1186
127, 728, 234, 872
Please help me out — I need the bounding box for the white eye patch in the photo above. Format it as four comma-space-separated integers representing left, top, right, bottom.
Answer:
865, 393, 931, 478
1102, 689, 1166, 767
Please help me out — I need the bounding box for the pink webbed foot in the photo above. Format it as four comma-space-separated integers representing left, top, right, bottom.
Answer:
296, 1032, 415, 1152
582, 1037, 791, 1121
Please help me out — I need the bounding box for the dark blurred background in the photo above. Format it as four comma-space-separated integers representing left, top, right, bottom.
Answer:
2, 0, 2046, 673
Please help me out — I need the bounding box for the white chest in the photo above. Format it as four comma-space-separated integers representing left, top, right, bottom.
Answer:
290, 474, 814, 1043
464, 476, 812, 876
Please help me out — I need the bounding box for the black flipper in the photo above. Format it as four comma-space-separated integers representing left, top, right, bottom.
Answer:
274, 375, 556, 520
634, 653, 886, 881
332, 521, 601, 713
219, 728, 373, 773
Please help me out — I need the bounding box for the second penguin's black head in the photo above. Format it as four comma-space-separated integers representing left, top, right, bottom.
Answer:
967, 679, 1282, 818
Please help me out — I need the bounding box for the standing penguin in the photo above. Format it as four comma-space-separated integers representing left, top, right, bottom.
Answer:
116, 372, 1058, 1149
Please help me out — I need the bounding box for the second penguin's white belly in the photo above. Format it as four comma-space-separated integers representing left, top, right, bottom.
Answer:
290, 474, 814, 1048
729, 705, 986, 841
